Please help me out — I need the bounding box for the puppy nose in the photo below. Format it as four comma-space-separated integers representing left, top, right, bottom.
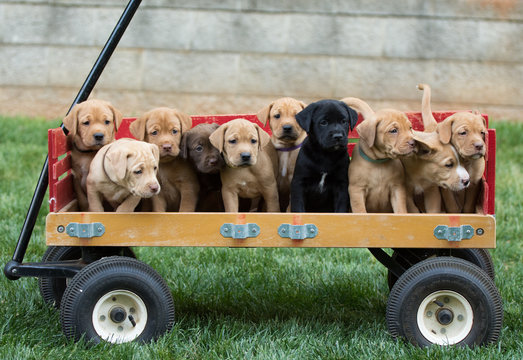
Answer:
408, 139, 415, 147
240, 152, 251, 162
93, 133, 104, 141
282, 124, 293, 132
149, 183, 160, 193
475, 143, 484, 151
332, 133, 344, 141
208, 158, 218, 166
462, 178, 470, 187
162, 144, 172, 152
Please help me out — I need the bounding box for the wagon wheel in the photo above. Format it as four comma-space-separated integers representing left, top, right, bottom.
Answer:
38, 246, 136, 308
387, 248, 494, 290
60, 256, 174, 344
386, 257, 502, 347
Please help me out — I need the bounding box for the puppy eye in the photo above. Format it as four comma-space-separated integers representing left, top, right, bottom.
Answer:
274, 114, 281, 119
134, 169, 143, 175
151, 130, 158, 136
172, 129, 178, 135
195, 145, 203, 152
459, 130, 467, 136
389, 128, 398, 134
104, 120, 111, 125
153, 166, 158, 171
320, 120, 328, 126
228, 139, 237, 144
82, 121, 90, 126
251, 139, 257, 144
481, 131, 486, 138
445, 162, 454, 168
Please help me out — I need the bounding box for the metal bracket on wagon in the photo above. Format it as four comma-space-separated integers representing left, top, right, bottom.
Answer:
433, 225, 475, 242
220, 223, 260, 239
278, 224, 318, 240
65, 222, 105, 238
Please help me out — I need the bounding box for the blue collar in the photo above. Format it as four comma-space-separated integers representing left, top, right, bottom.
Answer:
276, 143, 303, 152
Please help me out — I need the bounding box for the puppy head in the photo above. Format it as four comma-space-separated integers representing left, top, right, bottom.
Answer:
357, 109, 415, 158
437, 111, 487, 159
296, 100, 358, 151
209, 119, 270, 168
104, 139, 161, 198
256, 97, 307, 147
129, 107, 192, 159
180, 123, 224, 174
413, 131, 470, 192
63, 99, 123, 151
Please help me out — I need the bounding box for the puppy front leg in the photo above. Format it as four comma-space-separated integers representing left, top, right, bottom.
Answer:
390, 185, 408, 213
178, 182, 200, 212
116, 195, 141, 212
333, 188, 349, 213
261, 182, 280, 212
73, 177, 89, 211
152, 194, 167, 212
424, 186, 442, 213
349, 185, 367, 213
290, 182, 305, 212
441, 188, 461, 213
87, 190, 105, 212
222, 188, 239, 212
463, 181, 481, 213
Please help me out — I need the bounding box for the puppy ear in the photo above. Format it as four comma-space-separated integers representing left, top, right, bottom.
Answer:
129, 115, 147, 141
149, 142, 160, 164
298, 101, 307, 110
179, 132, 189, 159
255, 123, 271, 149
295, 104, 314, 132
338, 101, 359, 131
356, 118, 377, 147
63, 104, 80, 136
256, 102, 274, 126
437, 117, 453, 144
109, 104, 123, 131
412, 132, 436, 157
209, 124, 227, 153
104, 147, 129, 182
175, 110, 192, 134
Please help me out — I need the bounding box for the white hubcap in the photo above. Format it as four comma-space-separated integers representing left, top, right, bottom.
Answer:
417, 290, 474, 345
92, 290, 147, 343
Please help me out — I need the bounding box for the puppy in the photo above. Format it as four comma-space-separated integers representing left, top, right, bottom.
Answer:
341, 97, 415, 213
290, 100, 358, 213
257, 97, 307, 211
209, 118, 279, 212
63, 99, 122, 211
418, 84, 486, 213
401, 130, 471, 213
86, 138, 160, 212
130, 107, 199, 212
180, 123, 225, 211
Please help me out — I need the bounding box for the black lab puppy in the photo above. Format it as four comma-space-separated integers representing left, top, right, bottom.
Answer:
291, 100, 358, 212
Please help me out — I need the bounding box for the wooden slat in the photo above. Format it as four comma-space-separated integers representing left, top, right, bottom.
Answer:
50, 174, 75, 213
46, 212, 495, 249
51, 154, 72, 181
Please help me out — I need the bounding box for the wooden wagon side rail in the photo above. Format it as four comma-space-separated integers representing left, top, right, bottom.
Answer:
46, 212, 495, 249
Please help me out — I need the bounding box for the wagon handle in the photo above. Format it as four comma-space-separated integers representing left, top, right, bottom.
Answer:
4, 0, 143, 280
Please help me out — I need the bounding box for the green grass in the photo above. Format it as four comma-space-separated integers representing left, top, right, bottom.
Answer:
0, 116, 521, 359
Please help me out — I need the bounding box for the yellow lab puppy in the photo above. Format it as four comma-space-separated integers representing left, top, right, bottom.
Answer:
86, 138, 160, 212
63, 99, 122, 211
342, 97, 415, 213
130, 107, 199, 212
418, 84, 486, 213
257, 97, 306, 211
210, 118, 279, 212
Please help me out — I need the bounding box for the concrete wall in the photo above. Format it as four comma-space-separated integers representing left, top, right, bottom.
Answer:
1, 0, 522, 120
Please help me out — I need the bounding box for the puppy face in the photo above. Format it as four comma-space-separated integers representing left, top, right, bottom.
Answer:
437, 112, 486, 159
357, 109, 415, 158
209, 119, 270, 168
257, 97, 306, 146
104, 139, 161, 198
180, 123, 224, 174
413, 131, 470, 192
130, 107, 192, 159
296, 100, 358, 151
63, 99, 122, 150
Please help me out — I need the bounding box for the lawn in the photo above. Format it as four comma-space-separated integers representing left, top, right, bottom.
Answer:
0, 116, 521, 359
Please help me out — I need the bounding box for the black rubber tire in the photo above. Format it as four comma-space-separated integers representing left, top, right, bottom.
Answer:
387, 257, 503, 347
60, 256, 174, 344
387, 248, 495, 290
38, 246, 136, 308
